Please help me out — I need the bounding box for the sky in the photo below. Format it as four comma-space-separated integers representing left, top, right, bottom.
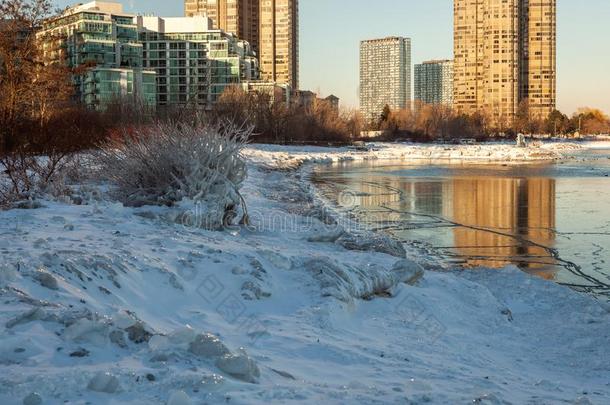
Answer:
53, 0, 610, 115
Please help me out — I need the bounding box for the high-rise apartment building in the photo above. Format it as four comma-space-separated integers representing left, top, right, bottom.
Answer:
454, 0, 556, 123
359, 37, 411, 123
258, 0, 299, 89
139, 15, 259, 108
39, 1, 260, 110
414, 60, 454, 108
38, 1, 157, 110
185, 0, 298, 89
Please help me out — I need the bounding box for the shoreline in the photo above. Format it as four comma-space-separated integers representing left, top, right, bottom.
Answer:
0, 141, 608, 404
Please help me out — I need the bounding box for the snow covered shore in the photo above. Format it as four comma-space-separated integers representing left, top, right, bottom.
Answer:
244, 141, 584, 168
1, 142, 608, 404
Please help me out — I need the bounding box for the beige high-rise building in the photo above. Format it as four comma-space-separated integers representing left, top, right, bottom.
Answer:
454, 0, 556, 123
259, 0, 299, 89
185, 0, 298, 89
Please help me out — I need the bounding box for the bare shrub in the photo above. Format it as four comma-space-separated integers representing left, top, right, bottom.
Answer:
97, 121, 251, 229
0, 150, 79, 208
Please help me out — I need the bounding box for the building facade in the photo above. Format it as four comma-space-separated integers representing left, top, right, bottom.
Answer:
359, 37, 411, 123
296, 91, 340, 111
184, 0, 260, 54
39, 1, 261, 110
185, 0, 298, 89
258, 0, 299, 89
453, 0, 556, 123
139, 15, 259, 108
414, 59, 453, 108
38, 1, 156, 110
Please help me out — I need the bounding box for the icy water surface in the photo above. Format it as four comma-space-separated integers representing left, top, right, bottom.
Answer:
312, 147, 610, 297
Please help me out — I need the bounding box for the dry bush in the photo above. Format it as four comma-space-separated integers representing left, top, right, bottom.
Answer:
0, 151, 81, 208
97, 121, 251, 229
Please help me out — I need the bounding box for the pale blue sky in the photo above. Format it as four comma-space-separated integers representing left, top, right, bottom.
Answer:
54, 0, 610, 115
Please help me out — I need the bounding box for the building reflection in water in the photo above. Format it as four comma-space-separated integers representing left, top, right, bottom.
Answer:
451, 177, 557, 278
324, 170, 558, 279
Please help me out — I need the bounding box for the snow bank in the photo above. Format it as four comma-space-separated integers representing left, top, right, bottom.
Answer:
0, 141, 608, 404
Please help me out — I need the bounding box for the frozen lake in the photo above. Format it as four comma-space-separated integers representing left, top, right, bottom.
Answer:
312, 147, 610, 298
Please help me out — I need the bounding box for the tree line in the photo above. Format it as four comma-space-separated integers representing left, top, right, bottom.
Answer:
370, 100, 610, 142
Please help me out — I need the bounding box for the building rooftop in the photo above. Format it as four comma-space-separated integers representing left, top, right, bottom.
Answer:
138, 15, 214, 33
419, 59, 453, 65
68, 1, 126, 15
360, 36, 410, 44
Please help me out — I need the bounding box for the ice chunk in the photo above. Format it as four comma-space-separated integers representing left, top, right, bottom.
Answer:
392, 259, 425, 285
303, 257, 413, 302
148, 335, 170, 352
6, 308, 48, 329
0, 262, 17, 286
168, 326, 197, 346
336, 233, 406, 258
307, 227, 345, 243
112, 310, 139, 329
258, 250, 293, 271
22, 392, 42, 405
33, 269, 59, 290
167, 391, 192, 405
215, 348, 260, 383
125, 321, 152, 344
109, 330, 127, 348
188, 333, 230, 358
87, 372, 121, 393
63, 318, 109, 345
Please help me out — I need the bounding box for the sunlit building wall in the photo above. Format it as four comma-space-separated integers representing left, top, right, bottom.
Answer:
259, 0, 299, 89
453, 0, 556, 123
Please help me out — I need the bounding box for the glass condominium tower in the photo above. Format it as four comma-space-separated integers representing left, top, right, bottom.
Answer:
359, 37, 412, 124
454, 0, 556, 123
185, 0, 298, 89
139, 15, 259, 108
38, 1, 157, 110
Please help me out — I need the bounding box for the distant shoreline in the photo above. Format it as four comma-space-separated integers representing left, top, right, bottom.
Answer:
244, 140, 587, 169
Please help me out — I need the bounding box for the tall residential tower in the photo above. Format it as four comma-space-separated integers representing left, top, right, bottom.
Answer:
453, 0, 556, 123
185, 0, 298, 89
359, 37, 412, 123
414, 60, 454, 108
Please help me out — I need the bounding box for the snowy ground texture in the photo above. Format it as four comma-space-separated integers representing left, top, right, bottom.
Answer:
1, 142, 609, 404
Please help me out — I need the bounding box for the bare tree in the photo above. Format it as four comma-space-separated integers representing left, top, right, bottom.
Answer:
0, 0, 59, 149
0, 0, 78, 207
